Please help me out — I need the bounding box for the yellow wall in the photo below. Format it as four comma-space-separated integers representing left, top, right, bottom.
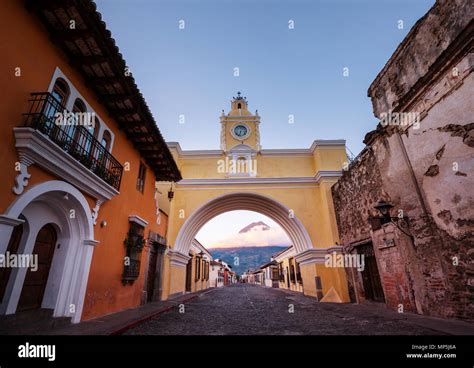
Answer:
277, 258, 304, 293
170, 147, 346, 179
160, 144, 348, 301
224, 123, 258, 151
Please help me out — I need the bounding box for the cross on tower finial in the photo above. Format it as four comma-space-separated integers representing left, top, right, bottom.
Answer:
233, 91, 246, 101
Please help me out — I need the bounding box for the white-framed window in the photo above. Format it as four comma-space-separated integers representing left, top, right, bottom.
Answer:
47, 67, 115, 152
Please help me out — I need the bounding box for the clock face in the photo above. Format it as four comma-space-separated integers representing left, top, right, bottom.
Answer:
233, 124, 249, 139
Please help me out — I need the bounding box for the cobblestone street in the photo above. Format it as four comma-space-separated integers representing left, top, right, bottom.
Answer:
125, 284, 470, 335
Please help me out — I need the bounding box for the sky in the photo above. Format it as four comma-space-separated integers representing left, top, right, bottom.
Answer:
94, 0, 435, 248
195, 211, 291, 249
95, 0, 434, 156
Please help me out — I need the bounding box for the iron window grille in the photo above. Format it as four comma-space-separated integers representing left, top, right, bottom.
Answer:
122, 223, 145, 284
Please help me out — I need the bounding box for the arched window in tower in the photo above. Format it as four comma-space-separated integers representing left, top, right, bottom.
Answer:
238, 103, 242, 109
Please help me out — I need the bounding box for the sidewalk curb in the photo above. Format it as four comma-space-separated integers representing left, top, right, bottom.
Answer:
109, 289, 216, 335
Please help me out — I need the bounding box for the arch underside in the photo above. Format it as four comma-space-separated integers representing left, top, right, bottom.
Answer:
174, 192, 313, 256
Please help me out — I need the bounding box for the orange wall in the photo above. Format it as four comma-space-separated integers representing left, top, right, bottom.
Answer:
0, 0, 169, 321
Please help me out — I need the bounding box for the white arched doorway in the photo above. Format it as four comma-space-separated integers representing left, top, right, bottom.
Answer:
173, 192, 313, 260
0, 180, 97, 323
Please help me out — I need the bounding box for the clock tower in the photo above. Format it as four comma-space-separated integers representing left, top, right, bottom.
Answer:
220, 92, 261, 153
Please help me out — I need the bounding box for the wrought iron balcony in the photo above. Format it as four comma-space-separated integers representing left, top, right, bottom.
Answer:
22, 92, 123, 191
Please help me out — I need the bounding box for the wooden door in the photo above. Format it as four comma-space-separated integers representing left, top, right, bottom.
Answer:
359, 243, 385, 303
185, 257, 192, 292
146, 244, 158, 302
17, 224, 57, 311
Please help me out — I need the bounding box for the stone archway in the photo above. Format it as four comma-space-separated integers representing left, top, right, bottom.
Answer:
174, 192, 313, 257
168, 192, 320, 296
0, 180, 97, 323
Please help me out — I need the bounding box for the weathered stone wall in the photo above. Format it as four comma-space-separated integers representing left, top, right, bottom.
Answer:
368, 0, 473, 117
332, 148, 384, 246
367, 35, 474, 321
332, 0, 474, 321
370, 223, 419, 313
331, 148, 385, 304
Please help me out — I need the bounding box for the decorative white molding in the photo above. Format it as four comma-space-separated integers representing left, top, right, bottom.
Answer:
12, 161, 32, 195
314, 170, 343, 183
255, 121, 261, 151
175, 171, 342, 186
0, 180, 96, 324
273, 246, 295, 262
167, 142, 223, 158
173, 192, 313, 257
0, 215, 25, 227
190, 239, 212, 259
169, 250, 191, 267
326, 245, 344, 253
91, 199, 103, 225
83, 239, 100, 246
220, 121, 226, 151
48, 67, 116, 151
262, 140, 346, 156
128, 215, 149, 227
167, 139, 346, 158
228, 144, 257, 155
221, 115, 260, 121
294, 245, 344, 266
14, 127, 119, 202
176, 177, 314, 186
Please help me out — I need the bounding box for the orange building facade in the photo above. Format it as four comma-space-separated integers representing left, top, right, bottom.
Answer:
0, 0, 180, 323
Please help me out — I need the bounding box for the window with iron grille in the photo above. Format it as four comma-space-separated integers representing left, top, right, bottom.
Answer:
122, 222, 145, 284
137, 162, 147, 193
272, 267, 279, 280
289, 257, 296, 284
278, 262, 285, 281
195, 256, 201, 281
296, 261, 303, 284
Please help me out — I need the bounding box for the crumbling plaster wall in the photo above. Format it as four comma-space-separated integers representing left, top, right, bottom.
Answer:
368, 0, 473, 116
333, 0, 474, 320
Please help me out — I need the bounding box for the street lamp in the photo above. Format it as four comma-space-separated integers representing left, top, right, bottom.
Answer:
168, 184, 174, 201
369, 199, 412, 239
374, 200, 394, 223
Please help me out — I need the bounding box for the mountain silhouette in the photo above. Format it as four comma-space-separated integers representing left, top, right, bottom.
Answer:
238, 221, 270, 233
209, 245, 286, 276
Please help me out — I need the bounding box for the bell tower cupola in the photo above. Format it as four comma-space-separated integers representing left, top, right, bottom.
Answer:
220, 92, 261, 153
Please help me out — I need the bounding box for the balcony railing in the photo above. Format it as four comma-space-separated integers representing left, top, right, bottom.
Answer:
22, 92, 123, 191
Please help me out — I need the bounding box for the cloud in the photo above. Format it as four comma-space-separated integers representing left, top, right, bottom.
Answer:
207, 225, 291, 248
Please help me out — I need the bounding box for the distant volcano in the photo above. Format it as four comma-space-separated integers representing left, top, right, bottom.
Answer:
199, 219, 290, 249
239, 221, 270, 233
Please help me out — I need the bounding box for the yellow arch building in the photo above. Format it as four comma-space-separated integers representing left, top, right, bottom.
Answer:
158, 93, 350, 302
